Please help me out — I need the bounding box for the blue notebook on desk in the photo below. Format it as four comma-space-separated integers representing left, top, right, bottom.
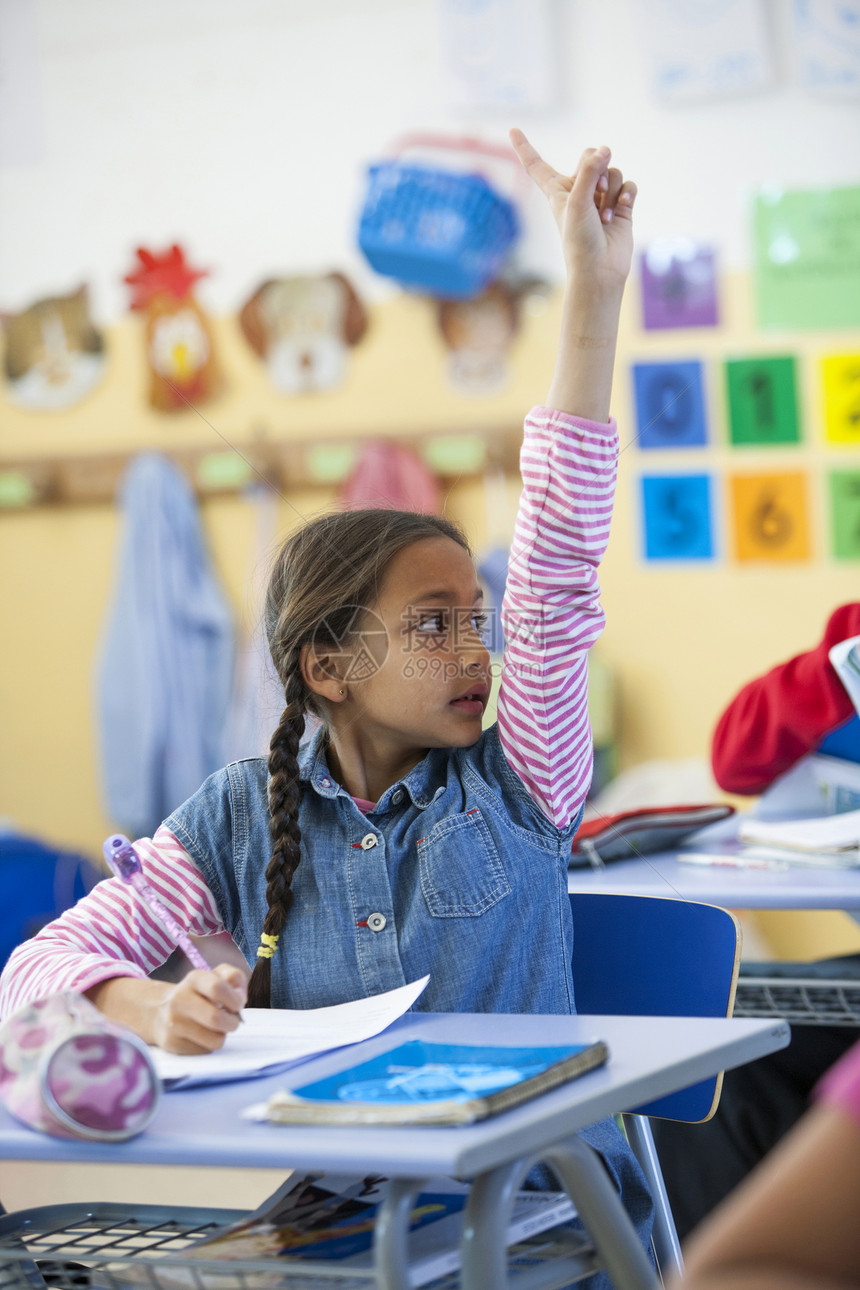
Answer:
251, 1038, 609, 1126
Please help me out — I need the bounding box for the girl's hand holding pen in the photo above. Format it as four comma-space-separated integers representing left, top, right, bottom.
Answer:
153, 963, 247, 1056
96, 834, 247, 1054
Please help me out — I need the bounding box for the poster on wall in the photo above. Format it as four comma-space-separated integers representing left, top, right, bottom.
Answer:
2, 285, 106, 410
124, 244, 223, 413
635, 0, 773, 102
792, 0, 860, 98
729, 471, 811, 561
632, 360, 708, 448
0, 0, 45, 164
754, 185, 860, 329
640, 473, 715, 561
725, 355, 801, 446
438, 0, 558, 111
239, 273, 368, 395
640, 241, 719, 330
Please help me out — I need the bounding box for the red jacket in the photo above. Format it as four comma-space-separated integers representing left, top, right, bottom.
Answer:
711, 604, 860, 795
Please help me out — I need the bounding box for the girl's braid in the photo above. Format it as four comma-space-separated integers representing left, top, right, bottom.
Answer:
245, 659, 305, 1008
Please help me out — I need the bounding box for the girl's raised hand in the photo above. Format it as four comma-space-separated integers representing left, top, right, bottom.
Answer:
152, 962, 247, 1054
510, 130, 636, 291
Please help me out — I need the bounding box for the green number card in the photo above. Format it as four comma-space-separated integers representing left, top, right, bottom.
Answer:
725, 356, 800, 446
829, 471, 860, 560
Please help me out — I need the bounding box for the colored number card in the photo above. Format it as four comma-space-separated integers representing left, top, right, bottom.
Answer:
725, 356, 801, 446
821, 355, 860, 443
633, 360, 707, 448
641, 474, 714, 561
640, 240, 719, 330
829, 472, 860, 560
754, 185, 860, 329
730, 472, 810, 562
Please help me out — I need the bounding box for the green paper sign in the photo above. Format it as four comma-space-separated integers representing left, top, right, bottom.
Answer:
423, 435, 486, 473
196, 451, 253, 490
829, 471, 860, 560
754, 185, 860, 330
305, 443, 358, 483
0, 471, 35, 507
725, 356, 800, 446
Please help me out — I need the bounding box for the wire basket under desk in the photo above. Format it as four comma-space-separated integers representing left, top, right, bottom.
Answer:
0, 1203, 596, 1290
734, 978, 860, 1026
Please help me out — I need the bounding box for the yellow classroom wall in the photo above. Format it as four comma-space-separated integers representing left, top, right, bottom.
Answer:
2, 270, 860, 959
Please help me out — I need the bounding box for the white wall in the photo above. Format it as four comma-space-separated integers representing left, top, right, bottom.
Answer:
2, 0, 858, 321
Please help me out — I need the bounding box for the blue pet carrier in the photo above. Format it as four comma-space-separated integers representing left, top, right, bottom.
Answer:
357, 134, 522, 299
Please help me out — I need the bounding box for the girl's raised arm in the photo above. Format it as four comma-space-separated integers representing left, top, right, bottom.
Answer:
494, 136, 635, 831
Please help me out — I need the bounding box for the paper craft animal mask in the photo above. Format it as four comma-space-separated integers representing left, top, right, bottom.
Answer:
239, 273, 368, 394
124, 245, 222, 413
436, 279, 546, 395
2, 286, 106, 409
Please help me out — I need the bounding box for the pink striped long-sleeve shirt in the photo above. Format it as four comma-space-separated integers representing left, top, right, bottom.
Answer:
0, 408, 616, 1016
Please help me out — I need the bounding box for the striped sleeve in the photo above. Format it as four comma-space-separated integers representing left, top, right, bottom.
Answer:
497, 405, 618, 830
0, 827, 224, 1018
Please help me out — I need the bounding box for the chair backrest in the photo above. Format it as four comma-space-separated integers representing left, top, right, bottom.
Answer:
0, 833, 102, 971
569, 892, 740, 1121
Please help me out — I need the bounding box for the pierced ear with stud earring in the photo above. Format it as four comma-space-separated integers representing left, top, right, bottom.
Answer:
339, 688, 345, 697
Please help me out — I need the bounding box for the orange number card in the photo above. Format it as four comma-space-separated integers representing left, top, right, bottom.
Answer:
729, 471, 811, 562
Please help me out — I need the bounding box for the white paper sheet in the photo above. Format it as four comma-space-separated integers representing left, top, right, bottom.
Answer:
153, 976, 429, 1090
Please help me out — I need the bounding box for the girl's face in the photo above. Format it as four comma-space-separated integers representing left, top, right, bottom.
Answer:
347, 536, 492, 762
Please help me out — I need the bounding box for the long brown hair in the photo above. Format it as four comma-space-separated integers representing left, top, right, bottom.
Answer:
246, 508, 471, 1007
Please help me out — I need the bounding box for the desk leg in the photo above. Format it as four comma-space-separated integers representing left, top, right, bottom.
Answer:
460, 1136, 658, 1290
374, 1176, 426, 1290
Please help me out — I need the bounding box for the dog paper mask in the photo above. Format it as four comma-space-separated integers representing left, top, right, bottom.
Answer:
239, 273, 368, 394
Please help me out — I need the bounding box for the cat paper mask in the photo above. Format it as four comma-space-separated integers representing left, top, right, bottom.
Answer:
2, 286, 106, 410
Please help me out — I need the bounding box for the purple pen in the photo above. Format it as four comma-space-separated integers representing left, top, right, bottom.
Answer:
103, 833, 210, 972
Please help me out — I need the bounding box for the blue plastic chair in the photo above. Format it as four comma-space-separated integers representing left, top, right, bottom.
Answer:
570, 892, 741, 1281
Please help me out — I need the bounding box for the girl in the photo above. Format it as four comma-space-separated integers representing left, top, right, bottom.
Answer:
1, 134, 652, 1266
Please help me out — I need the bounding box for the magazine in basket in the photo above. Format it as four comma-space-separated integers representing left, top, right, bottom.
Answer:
104, 1172, 577, 1289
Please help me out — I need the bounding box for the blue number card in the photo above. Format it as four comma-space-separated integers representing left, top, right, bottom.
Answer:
633, 360, 707, 448
641, 474, 715, 561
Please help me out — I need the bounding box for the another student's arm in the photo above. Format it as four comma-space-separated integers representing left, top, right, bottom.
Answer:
712, 603, 860, 794
676, 1108, 860, 1290
0, 827, 246, 1053
676, 1037, 860, 1290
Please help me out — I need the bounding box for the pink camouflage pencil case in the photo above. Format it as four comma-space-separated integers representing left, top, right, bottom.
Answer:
0, 991, 160, 1140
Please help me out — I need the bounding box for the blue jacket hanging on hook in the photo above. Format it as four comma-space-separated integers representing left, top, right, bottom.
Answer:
96, 453, 235, 839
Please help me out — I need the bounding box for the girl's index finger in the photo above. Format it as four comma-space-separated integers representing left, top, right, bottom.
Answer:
509, 128, 568, 198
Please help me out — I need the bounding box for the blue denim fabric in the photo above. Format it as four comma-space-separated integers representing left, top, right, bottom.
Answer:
165, 723, 654, 1261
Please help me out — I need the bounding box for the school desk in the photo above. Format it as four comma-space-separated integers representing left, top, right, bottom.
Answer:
567, 848, 860, 910
0, 1010, 788, 1290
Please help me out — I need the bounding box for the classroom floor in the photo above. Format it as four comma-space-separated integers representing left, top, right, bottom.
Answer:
0, 1161, 291, 1213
